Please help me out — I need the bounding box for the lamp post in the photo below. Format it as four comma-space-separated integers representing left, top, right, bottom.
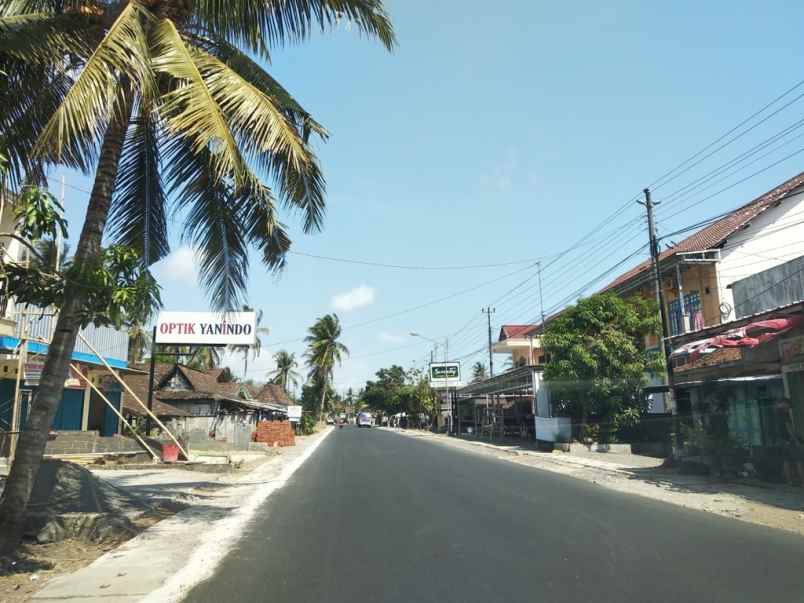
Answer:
411, 332, 453, 434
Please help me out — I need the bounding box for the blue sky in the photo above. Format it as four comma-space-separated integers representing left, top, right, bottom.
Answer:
55, 0, 804, 393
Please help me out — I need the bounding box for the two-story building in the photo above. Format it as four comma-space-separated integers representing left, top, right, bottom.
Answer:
0, 194, 138, 459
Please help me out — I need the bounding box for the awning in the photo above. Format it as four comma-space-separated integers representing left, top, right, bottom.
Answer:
671, 316, 803, 361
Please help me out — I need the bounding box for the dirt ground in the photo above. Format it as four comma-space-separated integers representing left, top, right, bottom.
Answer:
0, 507, 175, 603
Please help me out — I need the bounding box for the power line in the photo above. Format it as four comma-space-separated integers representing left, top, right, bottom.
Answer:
287, 250, 545, 271
649, 78, 804, 190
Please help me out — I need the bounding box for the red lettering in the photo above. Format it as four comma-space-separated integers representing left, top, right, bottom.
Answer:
159, 323, 169, 334
186, 323, 196, 334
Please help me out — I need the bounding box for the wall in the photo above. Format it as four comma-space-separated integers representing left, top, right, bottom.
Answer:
168, 412, 259, 450
732, 255, 804, 318
717, 188, 804, 321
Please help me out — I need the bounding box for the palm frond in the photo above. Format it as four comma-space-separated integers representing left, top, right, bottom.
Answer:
193, 0, 396, 55
0, 60, 74, 184
108, 96, 170, 266
0, 1, 101, 15
0, 12, 96, 63
34, 2, 153, 168
150, 18, 246, 187
165, 136, 248, 310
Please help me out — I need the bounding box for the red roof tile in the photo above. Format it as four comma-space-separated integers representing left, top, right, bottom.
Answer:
602, 171, 804, 293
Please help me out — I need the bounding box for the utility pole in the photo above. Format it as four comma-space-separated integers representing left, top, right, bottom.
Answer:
640, 188, 675, 414
537, 261, 546, 328
482, 306, 495, 377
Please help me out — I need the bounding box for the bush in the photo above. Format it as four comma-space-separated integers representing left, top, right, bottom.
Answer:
300, 414, 316, 435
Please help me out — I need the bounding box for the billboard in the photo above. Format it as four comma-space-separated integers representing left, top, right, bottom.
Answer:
429, 362, 461, 388
154, 311, 257, 346
287, 405, 303, 422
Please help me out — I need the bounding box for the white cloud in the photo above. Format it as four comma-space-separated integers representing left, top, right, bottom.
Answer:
377, 331, 406, 345
154, 246, 197, 286
331, 285, 375, 312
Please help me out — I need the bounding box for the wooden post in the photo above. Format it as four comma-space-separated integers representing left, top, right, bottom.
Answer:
70, 364, 159, 462
77, 332, 189, 460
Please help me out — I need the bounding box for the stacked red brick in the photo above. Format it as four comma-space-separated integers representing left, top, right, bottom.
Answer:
253, 421, 295, 447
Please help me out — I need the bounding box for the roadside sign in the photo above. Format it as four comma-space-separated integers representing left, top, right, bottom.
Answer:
287, 405, 303, 422
154, 311, 257, 346
429, 362, 461, 388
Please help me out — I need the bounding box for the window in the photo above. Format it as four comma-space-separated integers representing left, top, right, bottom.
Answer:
669, 291, 702, 335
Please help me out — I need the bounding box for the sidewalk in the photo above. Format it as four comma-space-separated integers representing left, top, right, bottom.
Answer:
29, 428, 332, 602
386, 428, 804, 537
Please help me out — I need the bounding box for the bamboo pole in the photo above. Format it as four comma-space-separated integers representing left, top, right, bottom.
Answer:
77, 332, 189, 460
69, 363, 159, 462
9, 307, 28, 463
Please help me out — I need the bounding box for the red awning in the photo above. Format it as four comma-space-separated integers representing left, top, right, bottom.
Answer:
671, 316, 803, 361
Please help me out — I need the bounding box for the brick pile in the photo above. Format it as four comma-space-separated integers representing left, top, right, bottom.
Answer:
253, 420, 295, 447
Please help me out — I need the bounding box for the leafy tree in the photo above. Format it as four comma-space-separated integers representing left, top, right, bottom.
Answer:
360, 365, 436, 426
268, 349, 300, 394
187, 346, 221, 371
217, 366, 236, 383
542, 293, 662, 442
471, 361, 488, 383
304, 313, 348, 421
127, 323, 151, 365
0, 0, 394, 555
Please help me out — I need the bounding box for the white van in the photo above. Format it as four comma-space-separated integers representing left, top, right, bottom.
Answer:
357, 412, 373, 428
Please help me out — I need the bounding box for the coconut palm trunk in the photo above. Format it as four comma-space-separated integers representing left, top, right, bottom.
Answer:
0, 101, 133, 555
318, 378, 328, 422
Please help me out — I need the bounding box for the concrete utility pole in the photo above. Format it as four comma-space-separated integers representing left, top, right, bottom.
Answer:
640, 188, 675, 413
482, 306, 495, 377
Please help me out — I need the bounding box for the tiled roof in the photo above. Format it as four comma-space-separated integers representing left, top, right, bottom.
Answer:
603, 171, 804, 292
121, 363, 290, 415
499, 325, 539, 340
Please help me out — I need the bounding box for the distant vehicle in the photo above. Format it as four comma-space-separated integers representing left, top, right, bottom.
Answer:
326, 416, 335, 425
357, 412, 373, 428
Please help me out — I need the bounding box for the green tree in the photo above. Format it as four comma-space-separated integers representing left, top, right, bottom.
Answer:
268, 349, 300, 394
127, 323, 151, 365
471, 361, 488, 383
187, 346, 221, 371
542, 293, 662, 442
0, 0, 394, 555
304, 313, 349, 421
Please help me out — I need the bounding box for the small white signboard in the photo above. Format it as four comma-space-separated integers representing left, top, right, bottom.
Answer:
154, 311, 256, 346
429, 362, 461, 388
287, 405, 303, 422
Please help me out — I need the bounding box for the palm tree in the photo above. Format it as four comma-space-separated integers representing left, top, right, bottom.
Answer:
187, 346, 221, 371
0, 1, 394, 555
304, 314, 348, 421
471, 362, 488, 383
127, 323, 151, 365
268, 349, 300, 394
228, 305, 266, 379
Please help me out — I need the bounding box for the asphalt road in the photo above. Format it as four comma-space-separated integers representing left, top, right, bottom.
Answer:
184, 428, 804, 603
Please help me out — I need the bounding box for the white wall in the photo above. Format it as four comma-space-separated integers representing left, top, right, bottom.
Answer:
717, 187, 804, 321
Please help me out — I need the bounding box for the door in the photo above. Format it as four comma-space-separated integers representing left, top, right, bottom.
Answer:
101, 390, 121, 437
52, 388, 84, 430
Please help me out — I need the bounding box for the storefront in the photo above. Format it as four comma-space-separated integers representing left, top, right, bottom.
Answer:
780, 334, 804, 443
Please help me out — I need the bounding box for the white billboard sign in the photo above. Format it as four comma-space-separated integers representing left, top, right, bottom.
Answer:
287, 405, 303, 422
154, 311, 256, 346
429, 362, 461, 388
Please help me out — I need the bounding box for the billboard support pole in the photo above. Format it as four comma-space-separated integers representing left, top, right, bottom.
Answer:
146, 326, 157, 437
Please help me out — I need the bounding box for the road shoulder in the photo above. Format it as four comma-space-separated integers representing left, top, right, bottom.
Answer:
30, 428, 333, 603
